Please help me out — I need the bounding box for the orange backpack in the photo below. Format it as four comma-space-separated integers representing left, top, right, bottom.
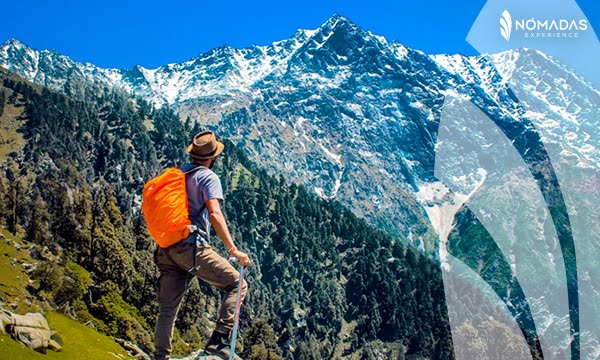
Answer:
142, 167, 199, 248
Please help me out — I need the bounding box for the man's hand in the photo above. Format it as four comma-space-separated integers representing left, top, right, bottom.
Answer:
231, 249, 252, 267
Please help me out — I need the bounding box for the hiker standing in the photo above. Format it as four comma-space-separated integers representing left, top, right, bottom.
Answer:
151, 131, 251, 360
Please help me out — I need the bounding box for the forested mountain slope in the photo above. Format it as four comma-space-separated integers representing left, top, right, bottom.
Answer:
0, 68, 458, 359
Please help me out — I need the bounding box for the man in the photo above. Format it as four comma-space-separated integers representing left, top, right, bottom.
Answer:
153, 131, 251, 360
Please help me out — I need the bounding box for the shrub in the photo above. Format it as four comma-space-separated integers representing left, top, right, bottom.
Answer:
93, 281, 154, 351
32, 259, 64, 295
54, 261, 92, 306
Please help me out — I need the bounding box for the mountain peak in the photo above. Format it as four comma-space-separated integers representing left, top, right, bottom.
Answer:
2, 38, 29, 49
290, 28, 317, 42
320, 14, 358, 32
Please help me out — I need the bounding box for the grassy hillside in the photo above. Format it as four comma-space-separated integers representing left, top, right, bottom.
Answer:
0, 312, 131, 360
0, 228, 132, 359
0, 67, 29, 161
0, 229, 36, 313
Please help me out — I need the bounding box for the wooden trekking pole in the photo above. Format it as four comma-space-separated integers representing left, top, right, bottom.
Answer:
228, 257, 245, 360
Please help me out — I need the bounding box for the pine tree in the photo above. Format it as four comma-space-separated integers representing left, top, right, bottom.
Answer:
26, 189, 52, 247
0, 169, 9, 226
4, 160, 28, 236
241, 318, 283, 360
0, 89, 5, 116
89, 184, 136, 292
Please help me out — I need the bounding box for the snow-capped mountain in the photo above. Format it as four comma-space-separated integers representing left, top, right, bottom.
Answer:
2, 14, 599, 356
1, 15, 597, 248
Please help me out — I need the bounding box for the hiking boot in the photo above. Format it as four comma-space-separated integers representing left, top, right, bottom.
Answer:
204, 330, 242, 360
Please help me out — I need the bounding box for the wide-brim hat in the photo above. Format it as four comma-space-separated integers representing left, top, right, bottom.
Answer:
186, 131, 225, 161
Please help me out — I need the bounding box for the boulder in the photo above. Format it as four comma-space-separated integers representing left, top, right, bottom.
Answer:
11, 312, 49, 329
48, 338, 62, 351
0, 310, 11, 333
12, 325, 52, 353
21, 262, 37, 273
1, 309, 61, 353
115, 338, 150, 360
28, 246, 53, 261
29, 246, 42, 260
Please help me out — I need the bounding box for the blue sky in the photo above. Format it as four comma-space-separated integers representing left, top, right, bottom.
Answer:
1, 0, 598, 69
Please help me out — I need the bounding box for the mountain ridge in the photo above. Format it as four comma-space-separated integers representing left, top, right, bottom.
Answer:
2, 15, 598, 246
2, 14, 599, 357
0, 16, 433, 107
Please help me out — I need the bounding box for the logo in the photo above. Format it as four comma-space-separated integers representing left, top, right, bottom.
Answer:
499, 10, 589, 41
500, 10, 512, 41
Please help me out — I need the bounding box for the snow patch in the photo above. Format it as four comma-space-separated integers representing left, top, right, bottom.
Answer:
314, 187, 325, 198
416, 170, 487, 269
319, 143, 342, 165
358, 150, 374, 158
220, 100, 234, 108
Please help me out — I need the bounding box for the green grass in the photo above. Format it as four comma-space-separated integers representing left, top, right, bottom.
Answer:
0, 90, 26, 161
231, 163, 255, 190
0, 228, 132, 359
0, 229, 38, 314
0, 312, 131, 359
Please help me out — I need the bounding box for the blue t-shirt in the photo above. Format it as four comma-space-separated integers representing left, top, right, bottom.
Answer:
180, 164, 224, 244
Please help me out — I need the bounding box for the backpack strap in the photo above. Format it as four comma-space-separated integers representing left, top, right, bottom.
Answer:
184, 165, 213, 242
181, 165, 205, 236
182, 165, 205, 175
182, 165, 206, 294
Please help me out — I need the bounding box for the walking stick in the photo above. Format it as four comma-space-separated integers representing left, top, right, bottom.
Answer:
228, 257, 245, 360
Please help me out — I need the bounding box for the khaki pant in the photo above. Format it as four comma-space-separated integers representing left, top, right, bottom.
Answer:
153, 241, 247, 359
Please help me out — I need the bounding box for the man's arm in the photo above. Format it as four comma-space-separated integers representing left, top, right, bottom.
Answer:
205, 198, 251, 266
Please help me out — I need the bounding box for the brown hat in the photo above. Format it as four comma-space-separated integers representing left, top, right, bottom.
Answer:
186, 131, 225, 161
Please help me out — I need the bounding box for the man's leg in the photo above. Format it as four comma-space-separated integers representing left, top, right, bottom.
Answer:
190, 246, 248, 333
154, 248, 188, 360
165, 243, 247, 359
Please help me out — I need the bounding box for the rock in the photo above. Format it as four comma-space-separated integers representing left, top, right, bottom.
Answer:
84, 320, 96, 329
29, 246, 42, 260
115, 338, 151, 360
21, 263, 37, 273
172, 350, 223, 360
48, 331, 62, 352
11, 312, 49, 329
28, 246, 53, 261
48, 338, 62, 352
0, 309, 11, 326
293, 308, 307, 328
12, 325, 52, 353
41, 246, 51, 257
51, 330, 62, 344
0, 311, 10, 333
0, 309, 61, 353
